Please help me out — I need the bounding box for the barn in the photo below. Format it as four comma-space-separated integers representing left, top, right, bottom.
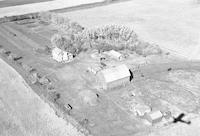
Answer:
97, 64, 131, 90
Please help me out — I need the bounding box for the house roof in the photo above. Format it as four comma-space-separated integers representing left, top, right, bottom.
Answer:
52, 47, 73, 62
52, 47, 64, 55
52, 47, 72, 55
100, 64, 130, 83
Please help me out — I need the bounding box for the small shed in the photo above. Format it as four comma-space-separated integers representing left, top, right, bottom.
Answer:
52, 47, 73, 62
145, 110, 163, 124
97, 64, 131, 90
105, 50, 124, 61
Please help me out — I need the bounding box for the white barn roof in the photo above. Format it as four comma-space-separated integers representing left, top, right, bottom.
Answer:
109, 50, 122, 58
100, 64, 130, 83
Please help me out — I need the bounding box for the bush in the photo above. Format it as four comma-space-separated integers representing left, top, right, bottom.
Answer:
39, 12, 52, 23
51, 34, 64, 48
39, 12, 83, 34
69, 22, 84, 34
134, 41, 162, 56
41, 12, 85, 54
134, 41, 149, 55
51, 13, 70, 26
0, 13, 38, 23
142, 43, 162, 56
51, 34, 78, 54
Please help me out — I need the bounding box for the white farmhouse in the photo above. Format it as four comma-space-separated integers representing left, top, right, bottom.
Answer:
97, 64, 130, 90
52, 47, 73, 63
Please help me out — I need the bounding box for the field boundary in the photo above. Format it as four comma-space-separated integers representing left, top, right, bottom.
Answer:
0, 0, 133, 23
0, 0, 105, 18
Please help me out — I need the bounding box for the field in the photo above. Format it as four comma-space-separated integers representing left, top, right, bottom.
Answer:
58, 0, 200, 60
0, 0, 105, 18
0, 58, 83, 136
0, 14, 200, 136
0, 0, 53, 8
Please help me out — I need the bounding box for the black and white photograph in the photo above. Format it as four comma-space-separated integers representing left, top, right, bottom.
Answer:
0, 0, 200, 136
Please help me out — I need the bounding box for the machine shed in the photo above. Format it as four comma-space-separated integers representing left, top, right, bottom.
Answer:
97, 64, 131, 90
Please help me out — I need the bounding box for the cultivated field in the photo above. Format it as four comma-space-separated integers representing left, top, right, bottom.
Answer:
0, 0, 104, 18
0, 58, 84, 136
0, 0, 53, 8
59, 0, 200, 59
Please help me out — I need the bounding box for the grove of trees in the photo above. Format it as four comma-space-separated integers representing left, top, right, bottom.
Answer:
43, 12, 162, 56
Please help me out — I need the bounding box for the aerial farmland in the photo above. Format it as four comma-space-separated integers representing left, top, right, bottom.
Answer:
0, 0, 200, 136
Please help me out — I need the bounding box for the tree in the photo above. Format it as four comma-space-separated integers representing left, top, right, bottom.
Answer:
39, 12, 52, 23
80, 25, 139, 51
51, 34, 64, 48
51, 34, 78, 55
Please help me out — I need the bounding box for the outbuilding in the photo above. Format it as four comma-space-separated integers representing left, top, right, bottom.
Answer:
52, 47, 73, 63
104, 50, 124, 61
145, 110, 163, 124
97, 64, 131, 90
